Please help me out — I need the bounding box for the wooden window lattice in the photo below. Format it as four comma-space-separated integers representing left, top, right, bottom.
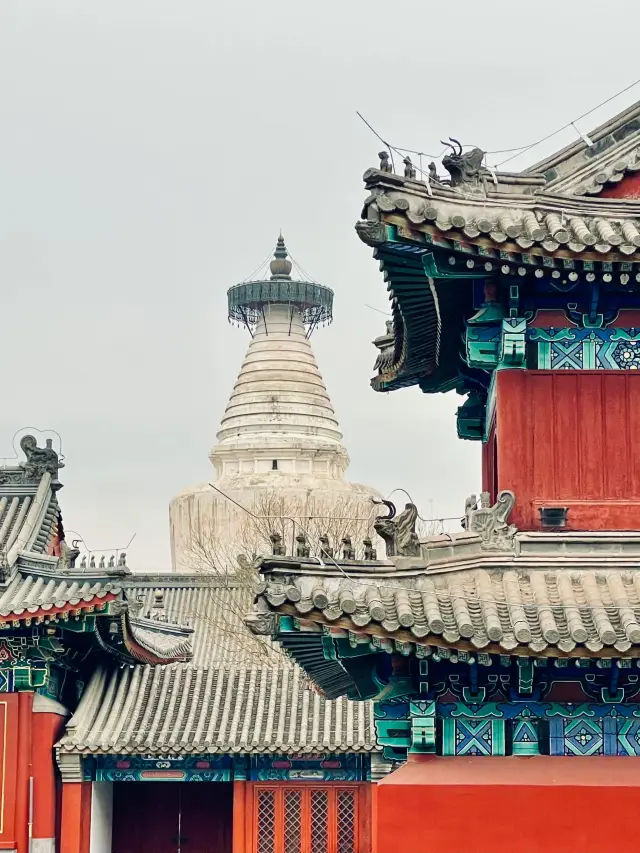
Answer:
310, 790, 328, 853
284, 791, 302, 853
254, 787, 359, 853
336, 790, 355, 853
257, 790, 276, 853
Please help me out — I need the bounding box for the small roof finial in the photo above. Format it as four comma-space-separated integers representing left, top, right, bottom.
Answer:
270, 233, 292, 280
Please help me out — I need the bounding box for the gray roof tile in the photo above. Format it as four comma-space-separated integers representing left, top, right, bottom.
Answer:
261, 566, 640, 655
59, 576, 378, 754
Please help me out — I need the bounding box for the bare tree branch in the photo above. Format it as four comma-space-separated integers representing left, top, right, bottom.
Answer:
180, 490, 384, 661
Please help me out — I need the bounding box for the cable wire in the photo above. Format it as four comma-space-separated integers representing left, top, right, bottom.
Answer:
357, 76, 640, 172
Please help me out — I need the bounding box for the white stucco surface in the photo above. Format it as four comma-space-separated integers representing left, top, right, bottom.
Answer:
89, 782, 113, 853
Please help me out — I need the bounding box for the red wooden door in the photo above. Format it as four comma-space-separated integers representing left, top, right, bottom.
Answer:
113, 783, 177, 853
181, 783, 233, 853
112, 783, 232, 853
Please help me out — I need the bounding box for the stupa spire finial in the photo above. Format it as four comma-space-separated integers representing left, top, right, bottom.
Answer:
270, 233, 292, 280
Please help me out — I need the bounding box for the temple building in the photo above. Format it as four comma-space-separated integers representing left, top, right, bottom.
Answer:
170, 235, 380, 572
250, 100, 640, 853
0, 238, 383, 853
0, 437, 193, 853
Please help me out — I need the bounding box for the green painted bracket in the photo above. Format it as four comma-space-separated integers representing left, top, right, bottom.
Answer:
499, 318, 527, 368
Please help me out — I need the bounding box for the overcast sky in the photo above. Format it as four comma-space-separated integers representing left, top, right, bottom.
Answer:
1, 1, 638, 569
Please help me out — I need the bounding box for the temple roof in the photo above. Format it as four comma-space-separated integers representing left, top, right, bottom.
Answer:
359, 174, 640, 258
357, 100, 640, 395
0, 565, 121, 620
57, 576, 378, 754
258, 561, 640, 656
525, 101, 640, 196
249, 518, 640, 697
0, 437, 192, 665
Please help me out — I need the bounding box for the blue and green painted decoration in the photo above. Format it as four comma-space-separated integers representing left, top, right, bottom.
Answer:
86, 753, 369, 782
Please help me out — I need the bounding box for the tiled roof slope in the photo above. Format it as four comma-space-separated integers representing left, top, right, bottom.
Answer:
61, 660, 375, 754
0, 468, 60, 568
253, 531, 640, 659
261, 566, 640, 655
526, 101, 640, 196
59, 575, 378, 754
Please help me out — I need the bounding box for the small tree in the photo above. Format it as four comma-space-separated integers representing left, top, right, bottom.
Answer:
180, 490, 382, 660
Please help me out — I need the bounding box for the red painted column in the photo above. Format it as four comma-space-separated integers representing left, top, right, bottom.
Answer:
15, 693, 33, 853
60, 783, 91, 853
31, 701, 67, 853
0, 695, 20, 852
370, 784, 378, 853
232, 781, 246, 853
358, 785, 372, 853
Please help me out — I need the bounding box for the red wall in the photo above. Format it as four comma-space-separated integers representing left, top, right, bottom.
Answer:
600, 172, 640, 199
492, 370, 640, 530
0, 695, 66, 853
375, 755, 640, 853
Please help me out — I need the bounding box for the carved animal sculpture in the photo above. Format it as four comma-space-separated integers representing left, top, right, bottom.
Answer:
374, 501, 420, 557
270, 533, 285, 556
363, 538, 377, 561
440, 138, 486, 187
295, 534, 310, 559
319, 534, 334, 560
378, 150, 392, 173
341, 536, 355, 560
403, 157, 416, 179
20, 435, 64, 477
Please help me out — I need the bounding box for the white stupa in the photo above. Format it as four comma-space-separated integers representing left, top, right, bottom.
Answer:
169, 235, 381, 571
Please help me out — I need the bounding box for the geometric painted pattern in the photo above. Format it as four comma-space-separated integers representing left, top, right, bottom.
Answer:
442, 718, 506, 756
612, 339, 640, 368
377, 699, 640, 759
512, 718, 540, 755
550, 717, 604, 756
616, 719, 640, 756
529, 327, 640, 370
251, 754, 366, 783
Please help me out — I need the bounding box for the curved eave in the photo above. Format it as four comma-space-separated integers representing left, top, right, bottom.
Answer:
272, 602, 640, 662
0, 592, 116, 625
121, 617, 193, 665
366, 243, 470, 395
360, 170, 640, 259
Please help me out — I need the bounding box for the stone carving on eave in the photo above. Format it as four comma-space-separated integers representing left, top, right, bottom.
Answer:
463, 490, 517, 553
19, 435, 64, 479
440, 139, 489, 191
373, 500, 420, 557
0, 435, 64, 486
